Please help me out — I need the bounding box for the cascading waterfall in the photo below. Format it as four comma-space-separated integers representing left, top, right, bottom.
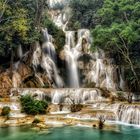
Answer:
64, 29, 92, 88
64, 31, 80, 87
40, 29, 64, 88
12, 44, 24, 87
17, 44, 23, 59
51, 89, 104, 104
92, 102, 140, 125
32, 42, 42, 69
41, 54, 64, 87
47, 0, 70, 31
42, 28, 56, 61
42, 42, 56, 62
86, 49, 125, 91
117, 104, 140, 125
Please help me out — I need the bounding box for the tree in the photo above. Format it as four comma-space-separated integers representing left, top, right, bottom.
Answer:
92, 0, 140, 91
0, 0, 48, 75
20, 95, 48, 115
1, 106, 11, 116
69, 0, 103, 29
0, 0, 29, 77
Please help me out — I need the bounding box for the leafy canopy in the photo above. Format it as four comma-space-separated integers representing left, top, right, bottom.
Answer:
20, 95, 48, 115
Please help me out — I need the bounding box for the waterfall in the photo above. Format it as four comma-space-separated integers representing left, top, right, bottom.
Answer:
47, 0, 68, 8
119, 68, 126, 91
41, 53, 64, 88
42, 42, 57, 62
42, 28, 57, 62
92, 102, 140, 125
42, 28, 53, 42
17, 44, 23, 59
64, 31, 80, 87
117, 104, 140, 125
9, 0, 127, 91
51, 89, 104, 104
12, 71, 21, 88
32, 42, 42, 69
41, 29, 64, 88
86, 50, 119, 91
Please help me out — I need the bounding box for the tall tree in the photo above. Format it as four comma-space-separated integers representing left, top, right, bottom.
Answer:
92, 0, 140, 90
69, 0, 103, 29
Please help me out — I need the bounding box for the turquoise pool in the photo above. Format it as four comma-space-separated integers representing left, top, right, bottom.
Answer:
0, 125, 140, 140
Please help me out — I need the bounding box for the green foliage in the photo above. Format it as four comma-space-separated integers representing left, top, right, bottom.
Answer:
20, 95, 48, 115
116, 92, 126, 101
92, 0, 140, 90
69, 0, 103, 29
1, 106, 11, 116
42, 83, 50, 88
93, 0, 140, 49
0, 0, 46, 57
32, 118, 41, 124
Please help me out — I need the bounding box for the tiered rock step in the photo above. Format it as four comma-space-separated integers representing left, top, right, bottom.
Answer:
64, 103, 117, 121
0, 99, 27, 119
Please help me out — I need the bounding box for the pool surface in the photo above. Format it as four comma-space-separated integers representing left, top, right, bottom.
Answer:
0, 125, 140, 140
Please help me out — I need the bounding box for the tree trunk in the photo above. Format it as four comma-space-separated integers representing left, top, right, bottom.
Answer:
35, 0, 46, 29
124, 54, 140, 90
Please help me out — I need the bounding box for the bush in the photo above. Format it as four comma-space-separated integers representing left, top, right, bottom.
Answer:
116, 92, 126, 101
32, 118, 41, 124
1, 106, 11, 116
70, 104, 83, 112
20, 95, 48, 115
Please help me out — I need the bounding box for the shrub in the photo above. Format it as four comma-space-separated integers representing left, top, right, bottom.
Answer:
32, 118, 41, 124
1, 106, 11, 116
98, 116, 105, 130
20, 95, 48, 115
70, 104, 83, 112
116, 92, 126, 101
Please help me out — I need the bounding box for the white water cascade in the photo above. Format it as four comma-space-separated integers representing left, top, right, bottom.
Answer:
51, 89, 104, 104
64, 31, 79, 87
42, 28, 56, 61
92, 102, 140, 125
86, 49, 125, 91
64, 29, 92, 88
33, 29, 64, 88
17, 44, 23, 59
47, 0, 70, 31
117, 104, 140, 125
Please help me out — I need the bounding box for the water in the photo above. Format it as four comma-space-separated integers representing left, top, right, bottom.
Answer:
64, 31, 80, 87
0, 125, 140, 140
17, 45, 23, 59
51, 88, 104, 104
31, 29, 64, 88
